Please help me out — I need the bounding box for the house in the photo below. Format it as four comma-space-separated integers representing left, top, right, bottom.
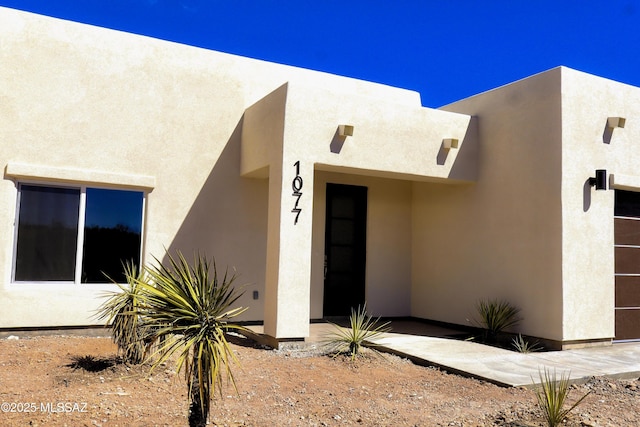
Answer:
1, 7, 639, 349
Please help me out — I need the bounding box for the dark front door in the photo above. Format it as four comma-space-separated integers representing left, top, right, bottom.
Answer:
323, 183, 367, 316
614, 190, 640, 341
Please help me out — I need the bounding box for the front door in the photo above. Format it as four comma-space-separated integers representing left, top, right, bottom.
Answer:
323, 184, 367, 316
614, 189, 640, 341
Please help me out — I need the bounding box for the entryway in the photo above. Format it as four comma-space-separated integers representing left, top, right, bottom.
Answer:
614, 189, 640, 341
323, 183, 367, 316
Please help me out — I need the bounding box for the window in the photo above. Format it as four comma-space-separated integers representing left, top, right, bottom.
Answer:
14, 184, 144, 283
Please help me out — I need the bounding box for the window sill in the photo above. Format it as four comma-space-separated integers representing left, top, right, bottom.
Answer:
5, 162, 155, 190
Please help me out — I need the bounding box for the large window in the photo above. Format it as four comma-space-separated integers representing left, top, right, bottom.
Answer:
14, 184, 144, 283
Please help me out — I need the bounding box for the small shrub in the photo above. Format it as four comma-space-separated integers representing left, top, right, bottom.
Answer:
96, 261, 148, 364
534, 368, 590, 427
323, 303, 391, 361
512, 333, 542, 353
475, 298, 521, 342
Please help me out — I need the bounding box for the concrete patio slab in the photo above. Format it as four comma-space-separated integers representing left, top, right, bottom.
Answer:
244, 320, 640, 388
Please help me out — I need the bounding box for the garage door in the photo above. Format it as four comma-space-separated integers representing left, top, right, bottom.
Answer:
614, 190, 640, 341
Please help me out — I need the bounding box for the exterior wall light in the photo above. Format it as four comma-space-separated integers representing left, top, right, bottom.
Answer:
338, 125, 354, 137
589, 169, 607, 190
442, 138, 459, 149
607, 117, 626, 129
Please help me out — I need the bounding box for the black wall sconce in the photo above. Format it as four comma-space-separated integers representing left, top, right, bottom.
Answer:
589, 169, 607, 190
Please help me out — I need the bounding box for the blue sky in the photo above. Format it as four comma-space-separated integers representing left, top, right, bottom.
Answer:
1, 1, 640, 107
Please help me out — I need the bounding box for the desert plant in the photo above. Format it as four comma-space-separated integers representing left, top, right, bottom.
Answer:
475, 298, 521, 342
135, 251, 248, 427
512, 333, 542, 353
323, 303, 391, 361
534, 368, 590, 427
96, 261, 148, 364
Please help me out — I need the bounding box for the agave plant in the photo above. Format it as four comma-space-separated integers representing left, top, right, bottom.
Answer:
96, 261, 148, 364
324, 303, 391, 361
475, 298, 521, 342
512, 333, 542, 353
136, 251, 248, 427
535, 368, 590, 427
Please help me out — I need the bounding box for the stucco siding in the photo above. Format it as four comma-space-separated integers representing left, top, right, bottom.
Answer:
413, 69, 564, 341
0, 7, 429, 329
559, 68, 640, 341
0, 8, 268, 326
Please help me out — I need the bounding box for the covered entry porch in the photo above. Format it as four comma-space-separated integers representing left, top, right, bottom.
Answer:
240, 81, 476, 345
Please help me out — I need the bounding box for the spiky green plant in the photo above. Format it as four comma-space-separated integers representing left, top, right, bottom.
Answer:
323, 303, 391, 361
512, 333, 542, 353
96, 261, 148, 364
475, 298, 521, 342
534, 368, 590, 427
135, 251, 248, 427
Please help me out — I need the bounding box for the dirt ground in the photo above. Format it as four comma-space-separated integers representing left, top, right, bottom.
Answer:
0, 334, 638, 427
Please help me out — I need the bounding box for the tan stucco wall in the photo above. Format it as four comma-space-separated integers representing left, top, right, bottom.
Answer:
0, 7, 267, 326
413, 68, 565, 341
243, 81, 476, 182
415, 67, 640, 344
0, 7, 429, 329
559, 68, 640, 341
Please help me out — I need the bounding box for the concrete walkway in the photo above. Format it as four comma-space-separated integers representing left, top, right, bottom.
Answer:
371, 332, 640, 388
247, 320, 640, 388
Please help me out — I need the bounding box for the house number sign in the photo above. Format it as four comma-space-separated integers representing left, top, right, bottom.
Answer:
292, 161, 303, 224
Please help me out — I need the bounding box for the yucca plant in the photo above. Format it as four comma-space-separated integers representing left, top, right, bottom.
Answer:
512, 333, 542, 353
475, 298, 521, 343
534, 368, 590, 427
135, 251, 248, 427
323, 303, 391, 361
96, 261, 148, 364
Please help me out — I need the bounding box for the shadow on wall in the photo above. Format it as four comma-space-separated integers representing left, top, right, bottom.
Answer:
329, 128, 348, 154
445, 116, 479, 181
163, 116, 269, 321
583, 179, 592, 212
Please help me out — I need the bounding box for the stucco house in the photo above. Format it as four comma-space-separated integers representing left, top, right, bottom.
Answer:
1, 7, 639, 349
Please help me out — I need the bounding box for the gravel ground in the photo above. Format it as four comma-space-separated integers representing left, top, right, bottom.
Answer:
0, 335, 638, 426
